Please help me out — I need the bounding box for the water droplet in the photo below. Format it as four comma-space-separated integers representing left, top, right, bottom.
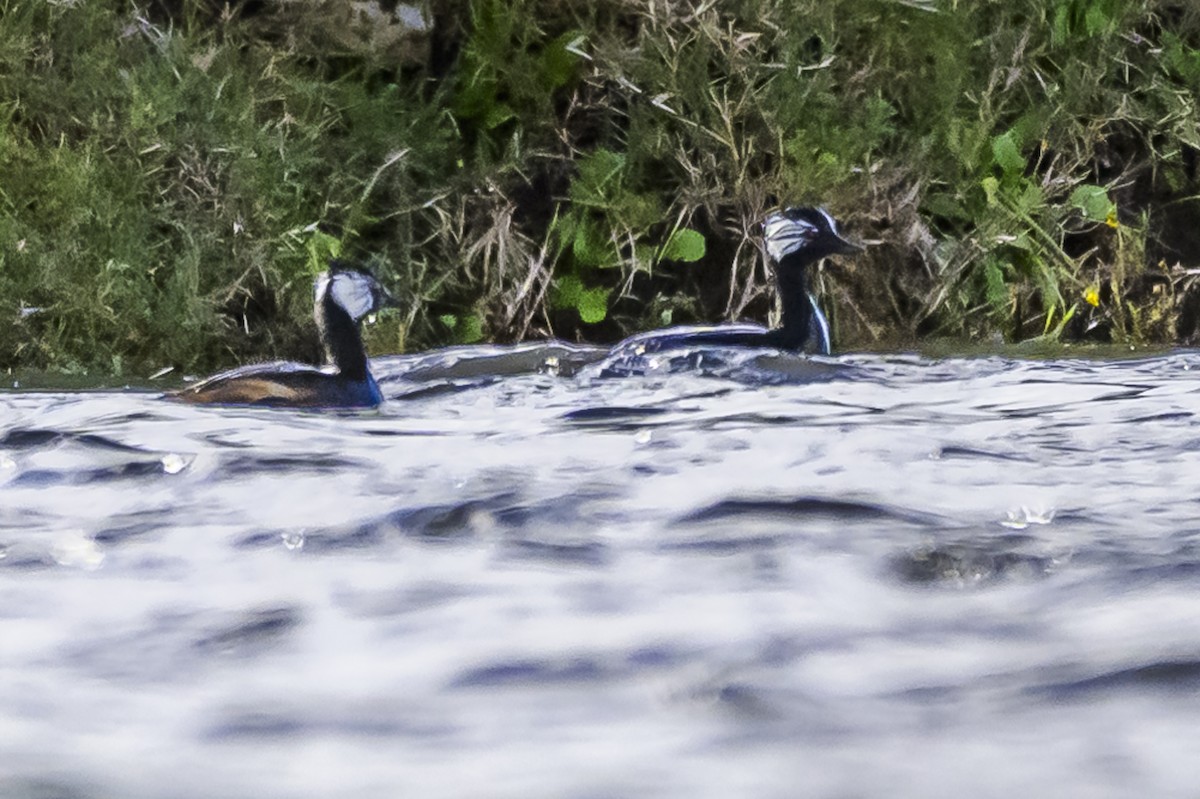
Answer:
1000, 506, 1055, 530
161, 453, 189, 475
52, 534, 105, 570
467, 510, 497, 535
281, 531, 306, 551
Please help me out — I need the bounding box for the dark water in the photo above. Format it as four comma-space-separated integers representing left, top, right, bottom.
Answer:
3, 344, 1200, 798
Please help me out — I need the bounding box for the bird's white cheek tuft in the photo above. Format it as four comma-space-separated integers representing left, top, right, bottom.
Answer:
765, 237, 792, 262
764, 220, 816, 262
329, 275, 376, 320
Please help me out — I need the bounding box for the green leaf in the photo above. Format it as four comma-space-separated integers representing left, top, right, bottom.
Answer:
1052, 6, 1070, 45
572, 220, 616, 267
305, 229, 342, 271
553, 273, 609, 322
1085, 6, 1111, 36
660, 228, 706, 262
1069, 184, 1115, 222
816, 151, 840, 169
991, 131, 1025, 176
981, 176, 1000, 207
1014, 182, 1046, 216
457, 314, 484, 344
483, 102, 516, 130
550, 212, 579, 255
437, 313, 483, 343
1009, 232, 1034, 252
1163, 33, 1200, 85
923, 194, 970, 222
552, 274, 583, 308
540, 31, 583, 89
984, 260, 1009, 312
577, 286, 609, 324
572, 149, 626, 206
633, 243, 657, 270
622, 192, 664, 230
452, 76, 498, 122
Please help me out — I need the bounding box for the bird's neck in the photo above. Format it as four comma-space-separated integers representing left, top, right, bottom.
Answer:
773, 254, 819, 351
316, 296, 369, 380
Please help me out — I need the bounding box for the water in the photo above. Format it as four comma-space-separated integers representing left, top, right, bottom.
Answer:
3, 344, 1200, 798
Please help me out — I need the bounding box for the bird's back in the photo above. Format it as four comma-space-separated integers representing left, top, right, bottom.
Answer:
170, 362, 382, 408
610, 323, 774, 356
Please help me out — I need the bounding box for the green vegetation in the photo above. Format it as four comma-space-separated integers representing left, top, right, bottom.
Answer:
1, 0, 1198, 376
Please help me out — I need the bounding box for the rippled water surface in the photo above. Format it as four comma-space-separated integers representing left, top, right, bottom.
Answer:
4, 346, 1200, 798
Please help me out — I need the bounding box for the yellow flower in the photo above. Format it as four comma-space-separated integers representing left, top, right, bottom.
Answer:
1105, 209, 1119, 229
1084, 287, 1100, 307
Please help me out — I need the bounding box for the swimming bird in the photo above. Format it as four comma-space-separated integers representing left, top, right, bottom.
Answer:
171, 262, 396, 408
609, 206, 863, 357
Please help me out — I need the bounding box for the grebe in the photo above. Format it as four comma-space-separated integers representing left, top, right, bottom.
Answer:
609, 206, 862, 357
171, 261, 396, 408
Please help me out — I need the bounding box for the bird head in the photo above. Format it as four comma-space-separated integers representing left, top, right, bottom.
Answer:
316, 261, 399, 321
762, 207, 863, 264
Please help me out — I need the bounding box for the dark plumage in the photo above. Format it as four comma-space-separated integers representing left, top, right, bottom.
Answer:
170, 262, 396, 408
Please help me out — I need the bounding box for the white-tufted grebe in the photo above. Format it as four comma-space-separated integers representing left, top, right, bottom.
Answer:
171, 261, 396, 408
609, 206, 863, 357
